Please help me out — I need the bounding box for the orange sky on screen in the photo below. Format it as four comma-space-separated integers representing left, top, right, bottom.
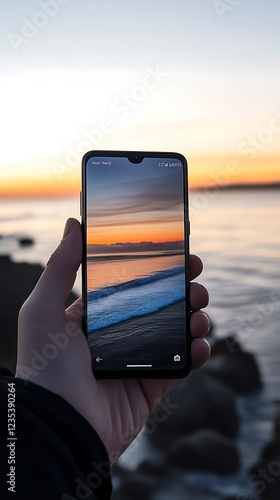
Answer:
0, 154, 279, 197
87, 222, 184, 245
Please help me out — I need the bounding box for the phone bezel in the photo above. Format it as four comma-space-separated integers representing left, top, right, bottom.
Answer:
81, 150, 191, 379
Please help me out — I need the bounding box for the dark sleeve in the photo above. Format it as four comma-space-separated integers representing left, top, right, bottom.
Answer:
0, 369, 112, 500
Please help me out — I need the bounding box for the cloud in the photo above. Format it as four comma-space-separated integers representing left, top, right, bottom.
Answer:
88, 176, 184, 223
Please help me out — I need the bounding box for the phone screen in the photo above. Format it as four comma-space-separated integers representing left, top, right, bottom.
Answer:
82, 151, 190, 378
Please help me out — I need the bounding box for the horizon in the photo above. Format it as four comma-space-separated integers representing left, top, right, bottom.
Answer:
0, 178, 279, 199
87, 240, 185, 254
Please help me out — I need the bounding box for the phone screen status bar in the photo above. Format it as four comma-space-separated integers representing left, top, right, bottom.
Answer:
91, 160, 112, 165
90, 159, 182, 168
158, 161, 182, 168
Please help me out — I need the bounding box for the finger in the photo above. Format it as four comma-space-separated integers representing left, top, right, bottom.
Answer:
69, 256, 203, 306
190, 282, 209, 311
190, 311, 211, 338
191, 337, 211, 370
26, 219, 82, 310
138, 336, 211, 409
189, 254, 203, 281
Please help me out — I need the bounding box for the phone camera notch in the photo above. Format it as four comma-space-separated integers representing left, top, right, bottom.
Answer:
128, 155, 143, 164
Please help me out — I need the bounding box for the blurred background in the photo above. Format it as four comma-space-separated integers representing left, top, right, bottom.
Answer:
0, 1, 279, 498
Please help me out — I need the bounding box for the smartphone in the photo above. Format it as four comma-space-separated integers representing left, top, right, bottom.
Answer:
81, 150, 191, 378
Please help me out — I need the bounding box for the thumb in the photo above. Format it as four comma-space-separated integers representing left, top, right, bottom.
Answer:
26, 218, 82, 310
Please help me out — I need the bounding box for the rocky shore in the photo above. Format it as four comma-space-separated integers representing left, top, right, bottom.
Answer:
112, 332, 266, 499
0, 255, 77, 373
248, 412, 280, 499
1, 255, 277, 499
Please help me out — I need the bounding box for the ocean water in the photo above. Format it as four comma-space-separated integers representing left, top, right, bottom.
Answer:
1, 189, 280, 498
86, 251, 185, 292
87, 263, 185, 331
86, 253, 187, 371
0, 196, 82, 293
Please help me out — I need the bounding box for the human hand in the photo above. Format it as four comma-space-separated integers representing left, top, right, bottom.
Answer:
16, 218, 210, 462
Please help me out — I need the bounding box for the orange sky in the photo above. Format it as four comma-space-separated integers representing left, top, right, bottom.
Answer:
87, 221, 184, 245
188, 154, 280, 188
0, 174, 79, 198
1, 2, 280, 201
1, 154, 279, 198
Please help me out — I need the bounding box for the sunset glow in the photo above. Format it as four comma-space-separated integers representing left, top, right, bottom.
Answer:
0, 174, 79, 198
0, 2, 279, 197
188, 154, 280, 189
1, 154, 278, 198
87, 223, 184, 246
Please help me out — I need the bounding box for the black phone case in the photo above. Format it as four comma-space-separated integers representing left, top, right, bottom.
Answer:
81, 150, 191, 379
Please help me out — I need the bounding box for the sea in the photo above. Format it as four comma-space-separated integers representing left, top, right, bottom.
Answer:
86, 250, 187, 371
0, 188, 279, 499
86, 254, 185, 331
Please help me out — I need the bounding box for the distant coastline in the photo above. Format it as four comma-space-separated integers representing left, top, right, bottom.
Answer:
191, 181, 280, 191
1, 182, 280, 199
87, 240, 184, 254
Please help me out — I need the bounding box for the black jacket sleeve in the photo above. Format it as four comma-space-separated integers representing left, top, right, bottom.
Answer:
0, 369, 112, 500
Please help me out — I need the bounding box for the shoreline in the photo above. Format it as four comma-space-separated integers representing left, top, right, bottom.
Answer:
87, 300, 187, 370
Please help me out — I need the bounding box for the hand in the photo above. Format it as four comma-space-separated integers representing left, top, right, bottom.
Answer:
16, 218, 210, 462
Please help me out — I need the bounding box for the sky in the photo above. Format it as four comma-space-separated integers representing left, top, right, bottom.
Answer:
86, 156, 185, 245
0, 0, 279, 196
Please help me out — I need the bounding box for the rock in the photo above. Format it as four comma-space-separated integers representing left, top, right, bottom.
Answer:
112, 459, 173, 500
273, 412, 280, 439
112, 471, 161, 500
248, 411, 280, 499
260, 439, 280, 462
165, 429, 240, 475
210, 335, 242, 356
146, 370, 239, 449
17, 237, 34, 246
204, 336, 262, 394
248, 439, 280, 499
0, 255, 78, 372
112, 462, 129, 478
136, 460, 170, 478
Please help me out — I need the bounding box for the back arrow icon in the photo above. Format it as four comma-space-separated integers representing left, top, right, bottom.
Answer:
96, 356, 103, 363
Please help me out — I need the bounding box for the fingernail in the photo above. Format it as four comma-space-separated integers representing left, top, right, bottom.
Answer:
62, 218, 74, 240
202, 312, 211, 333
203, 337, 211, 353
